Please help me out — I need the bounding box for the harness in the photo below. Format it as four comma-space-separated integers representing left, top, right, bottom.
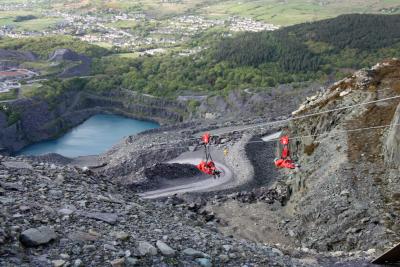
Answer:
197, 133, 221, 177
274, 135, 296, 169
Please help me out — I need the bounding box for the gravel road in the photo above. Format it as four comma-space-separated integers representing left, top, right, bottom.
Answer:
139, 147, 234, 199
140, 132, 282, 199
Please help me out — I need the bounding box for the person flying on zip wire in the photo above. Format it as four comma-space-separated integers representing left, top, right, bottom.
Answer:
274, 135, 297, 169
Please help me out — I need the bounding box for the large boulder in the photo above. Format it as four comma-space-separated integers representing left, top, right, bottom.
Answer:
49, 48, 83, 62
19, 226, 57, 247
137, 241, 157, 256
156, 240, 176, 256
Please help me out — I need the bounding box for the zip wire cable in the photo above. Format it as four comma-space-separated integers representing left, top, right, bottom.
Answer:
232, 95, 400, 133
149, 94, 400, 148
141, 123, 400, 152
246, 123, 400, 144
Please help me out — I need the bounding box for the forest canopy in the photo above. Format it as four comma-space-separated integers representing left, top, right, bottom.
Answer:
0, 36, 109, 59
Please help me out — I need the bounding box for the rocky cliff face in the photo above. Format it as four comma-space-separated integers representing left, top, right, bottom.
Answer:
49, 48, 92, 78
282, 59, 400, 253
0, 90, 188, 154
49, 49, 84, 62
0, 48, 37, 71
195, 82, 324, 121
384, 102, 400, 168
0, 48, 37, 62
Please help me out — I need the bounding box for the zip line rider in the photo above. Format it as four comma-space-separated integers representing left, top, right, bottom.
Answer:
274, 135, 296, 169
197, 133, 221, 178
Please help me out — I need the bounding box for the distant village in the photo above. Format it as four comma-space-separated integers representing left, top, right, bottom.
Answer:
0, 7, 279, 55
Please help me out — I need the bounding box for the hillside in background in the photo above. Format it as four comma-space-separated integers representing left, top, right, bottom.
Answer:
82, 14, 400, 97
2, 0, 400, 60
1, 14, 399, 105
49, 0, 400, 25
215, 14, 400, 71
199, 0, 400, 25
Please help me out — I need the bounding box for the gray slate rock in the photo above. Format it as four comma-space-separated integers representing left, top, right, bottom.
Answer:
73, 259, 83, 267
156, 240, 175, 256
222, 244, 233, 252
0, 196, 14, 204
195, 258, 212, 267
52, 259, 66, 267
110, 258, 124, 267
182, 248, 208, 258
138, 241, 157, 256
58, 205, 77, 215
125, 257, 139, 266
20, 226, 57, 247
0, 181, 24, 191
79, 212, 118, 224
2, 161, 33, 169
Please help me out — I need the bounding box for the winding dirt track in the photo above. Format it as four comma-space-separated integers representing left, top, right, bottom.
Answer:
139, 132, 281, 199
139, 148, 234, 199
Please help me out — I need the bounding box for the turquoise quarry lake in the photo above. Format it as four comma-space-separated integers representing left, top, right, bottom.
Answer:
17, 114, 159, 158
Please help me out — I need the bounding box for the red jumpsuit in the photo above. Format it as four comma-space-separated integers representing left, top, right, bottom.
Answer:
197, 160, 218, 176
198, 133, 221, 177
274, 135, 296, 169
274, 158, 296, 169
202, 133, 211, 144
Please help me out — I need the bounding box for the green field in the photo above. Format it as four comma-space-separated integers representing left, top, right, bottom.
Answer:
21, 83, 42, 98
0, 10, 63, 31
0, 89, 18, 101
49, 0, 400, 25
49, 0, 206, 17
201, 0, 400, 25
3, 0, 400, 27
112, 52, 140, 59
20, 60, 81, 76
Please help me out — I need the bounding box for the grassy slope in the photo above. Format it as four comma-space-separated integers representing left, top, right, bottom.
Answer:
201, 0, 400, 25
0, 10, 63, 31
0, 89, 18, 101
3, 0, 399, 30
58, 0, 400, 25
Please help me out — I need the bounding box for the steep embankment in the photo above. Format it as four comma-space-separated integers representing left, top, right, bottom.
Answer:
0, 48, 37, 63
49, 48, 92, 78
282, 59, 400, 253
0, 90, 187, 154
195, 83, 321, 121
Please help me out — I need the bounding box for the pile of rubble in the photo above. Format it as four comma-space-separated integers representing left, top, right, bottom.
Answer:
0, 156, 310, 267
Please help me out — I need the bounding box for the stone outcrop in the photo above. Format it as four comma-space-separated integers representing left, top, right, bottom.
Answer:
281, 59, 400, 253
49, 48, 84, 62
0, 48, 37, 62
195, 82, 326, 120
384, 102, 400, 168
49, 48, 92, 78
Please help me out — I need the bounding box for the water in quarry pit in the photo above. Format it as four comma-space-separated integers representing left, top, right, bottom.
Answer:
17, 114, 159, 158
